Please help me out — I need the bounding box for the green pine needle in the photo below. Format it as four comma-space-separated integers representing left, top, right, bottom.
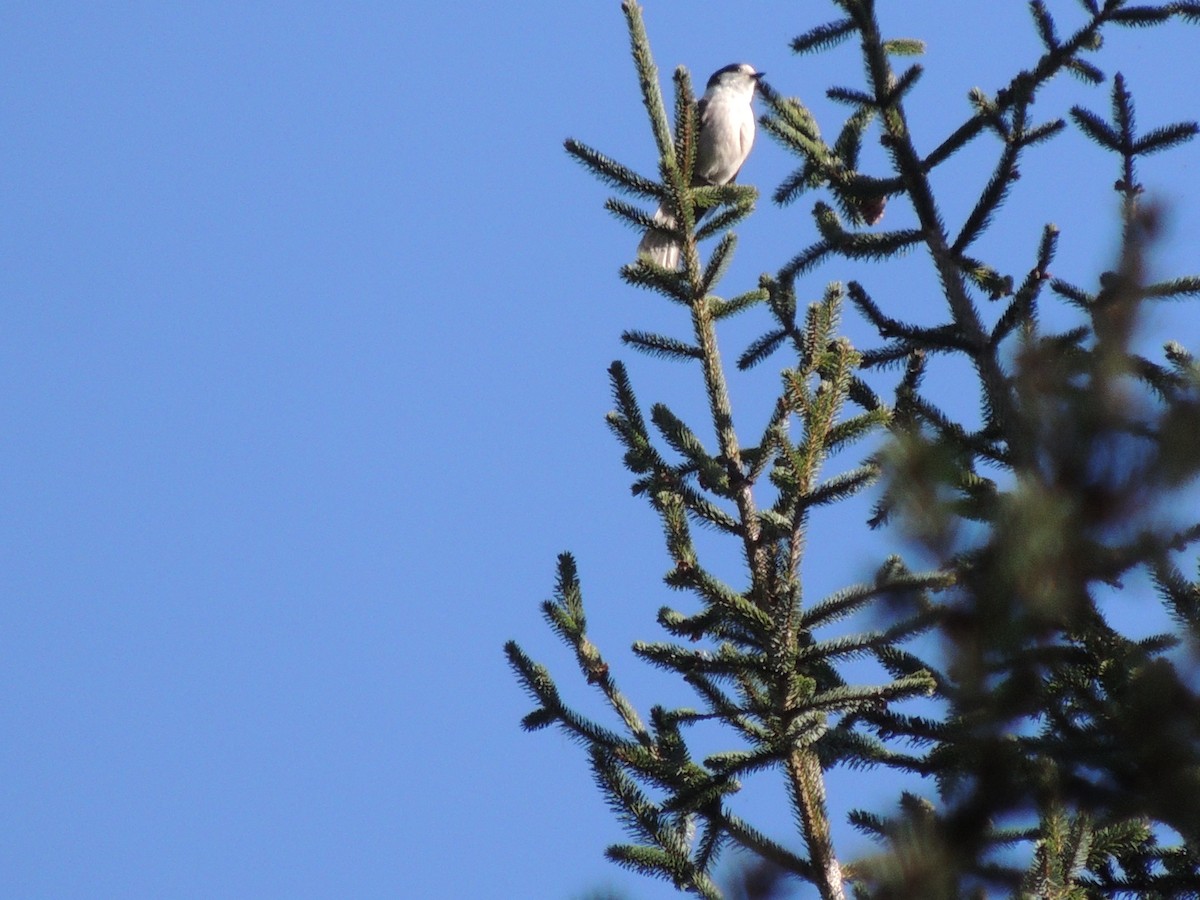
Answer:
694, 196, 757, 244
1111, 6, 1174, 25
1070, 106, 1121, 149
1142, 275, 1200, 299
710, 288, 767, 321
738, 329, 788, 370
1065, 57, 1105, 84
827, 85, 877, 108
791, 18, 856, 54
650, 404, 710, 464
1134, 121, 1199, 155
620, 1, 675, 169
1031, 1, 1058, 48
622, 329, 703, 362
608, 360, 648, 437
882, 38, 926, 56
605, 196, 664, 232
620, 260, 693, 304
701, 233, 736, 294
564, 138, 662, 199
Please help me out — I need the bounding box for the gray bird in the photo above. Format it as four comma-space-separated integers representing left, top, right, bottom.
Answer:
637, 63, 763, 269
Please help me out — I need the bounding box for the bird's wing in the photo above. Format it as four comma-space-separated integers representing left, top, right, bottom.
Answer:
727, 128, 752, 184
727, 109, 756, 185
729, 109, 748, 183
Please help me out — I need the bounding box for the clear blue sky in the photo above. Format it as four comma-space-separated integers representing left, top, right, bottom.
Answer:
2, 3, 1197, 898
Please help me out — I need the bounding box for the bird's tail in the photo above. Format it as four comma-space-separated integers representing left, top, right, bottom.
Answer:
636, 205, 682, 270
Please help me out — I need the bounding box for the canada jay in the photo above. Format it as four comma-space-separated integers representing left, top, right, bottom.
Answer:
637, 63, 763, 269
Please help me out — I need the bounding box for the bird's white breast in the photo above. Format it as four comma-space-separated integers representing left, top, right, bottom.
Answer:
695, 91, 755, 186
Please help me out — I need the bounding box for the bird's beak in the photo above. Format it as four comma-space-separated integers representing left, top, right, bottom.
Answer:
753, 72, 766, 81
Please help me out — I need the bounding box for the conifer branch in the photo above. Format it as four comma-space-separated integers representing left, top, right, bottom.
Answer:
792, 18, 857, 55
516, 5, 1200, 897
604, 196, 664, 232
620, 1, 674, 169
723, 813, 816, 879
564, 138, 662, 199
709, 287, 767, 321
786, 749, 846, 900
619, 259, 693, 304
622, 329, 703, 362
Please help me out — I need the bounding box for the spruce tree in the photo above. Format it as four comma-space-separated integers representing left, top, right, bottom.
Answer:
506, 2, 1200, 897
